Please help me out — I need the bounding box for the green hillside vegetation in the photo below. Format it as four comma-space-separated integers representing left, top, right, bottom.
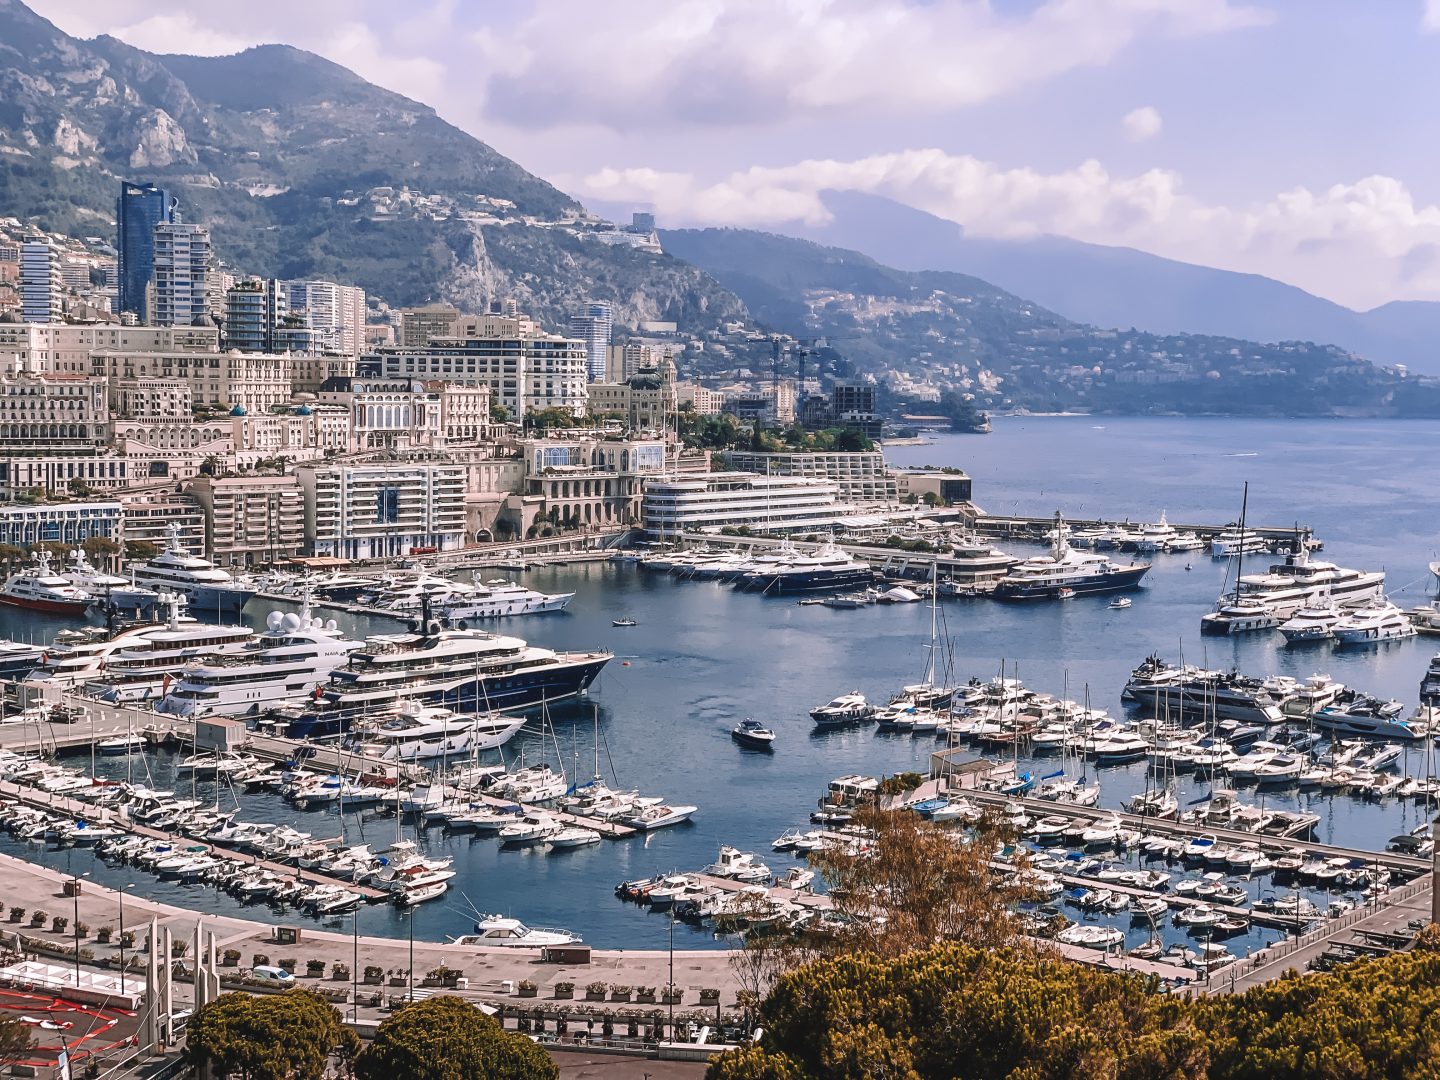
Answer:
709, 932, 1440, 1080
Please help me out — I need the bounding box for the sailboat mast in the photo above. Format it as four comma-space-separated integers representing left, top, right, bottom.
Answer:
1234, 482, 1250, 602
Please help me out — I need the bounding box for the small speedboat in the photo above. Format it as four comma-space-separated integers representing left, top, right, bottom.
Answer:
1109, 597, 1132, 610
731, 718, 776, 750
612, 617, 637, 627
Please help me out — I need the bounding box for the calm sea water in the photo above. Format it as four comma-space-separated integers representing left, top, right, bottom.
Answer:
2, 417, 1438, 956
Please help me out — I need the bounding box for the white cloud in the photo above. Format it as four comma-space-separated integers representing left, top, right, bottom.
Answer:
479, 0, 1271, 131
575, 152, 1440, 309
1122, 105, 1164, 142
1423, 0, 1440, 31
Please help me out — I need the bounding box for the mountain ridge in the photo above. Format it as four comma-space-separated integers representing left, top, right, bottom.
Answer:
774, 190, 1440, 376
0, 0, 745, 333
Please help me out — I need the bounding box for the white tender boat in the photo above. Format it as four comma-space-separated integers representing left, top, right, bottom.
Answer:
458, 915, 582, 948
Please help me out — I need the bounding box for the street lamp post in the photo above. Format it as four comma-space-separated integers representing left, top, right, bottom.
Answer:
352, 909, 359, 1023
72, 872, 89, 984
407, 910, 415, 1004
118, 883, 134, 996
667, 914, 675, 1042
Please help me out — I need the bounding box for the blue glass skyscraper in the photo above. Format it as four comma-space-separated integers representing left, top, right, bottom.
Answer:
116, 180, 174, 322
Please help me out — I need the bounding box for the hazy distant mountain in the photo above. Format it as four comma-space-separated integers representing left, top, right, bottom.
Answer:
662, 225, 1440, 417
0, 0, 745, 331
777, 191, 1440, 376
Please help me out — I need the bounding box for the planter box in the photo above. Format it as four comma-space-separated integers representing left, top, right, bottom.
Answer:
517, 986, 537, 998
663, 991, 684, 1005
363, 974, 383, 985
554, 988, 574, 1000
389, 976, 409, 987
636, 992, 656, 1005
422, 977, 443, 988
585, 990, 606, 1002
611, 991, 632, 1003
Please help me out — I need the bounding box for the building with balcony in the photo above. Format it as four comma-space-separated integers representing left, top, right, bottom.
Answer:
722, 450, 899, 506
91, 349, 292, 412
641, 473, 846, 536
297, 460, 467, 559
152, 222, 211, 328
0, 499, 121, 550
0, 324, 219, 377
118, 490, 205, 555
190, 474, 306, 565
19, 240, 63, 324
359, 313, 588, 418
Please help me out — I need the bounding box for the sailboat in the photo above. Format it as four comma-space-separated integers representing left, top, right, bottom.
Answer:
1201, 483, 1278, 635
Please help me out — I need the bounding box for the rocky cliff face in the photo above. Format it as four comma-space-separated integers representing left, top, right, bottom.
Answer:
0, 0, 746, 332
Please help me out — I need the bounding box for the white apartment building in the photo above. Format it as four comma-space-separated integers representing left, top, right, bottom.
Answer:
297, 461, 467, 559
0, 324, 220, 376
0, 362, 122, 498
91, 349, 292, 413
676, 382, 724, 415
721, 451, 899, 506
0, 500, 122, 549
285, 280, 366, 357
641, 473, 847, 536
19, 240, 62, 324
515, 437, 670, 533
190, 473, 306, 565
152, 222, 211, 328
360, 323, 588, 418
231, 406, 350, 466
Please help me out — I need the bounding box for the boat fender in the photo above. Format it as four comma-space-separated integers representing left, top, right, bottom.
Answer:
457, 620, 469, 631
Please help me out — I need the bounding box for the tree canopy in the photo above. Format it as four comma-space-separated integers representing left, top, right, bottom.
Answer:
186, 989, 358, 1080
355, 995, 557, 1080
708, 929, 1440, 1080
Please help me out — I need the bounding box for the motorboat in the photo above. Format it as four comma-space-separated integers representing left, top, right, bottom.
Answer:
0, 553, 91, 616
1131, 512, 1179, 553
622, 803, 698, 830
1278, 602, 1344, 643
546, 826, 602, 850
1056, 924, 1123, 949
809, 692, 875, 726
1332, 602, 1417, 646
1210, 529, 1268, 557
992, 520, 1149, 600
731, 718, 776, 749
1109, 596, 1133, 610
438, 580, 574, 622
612, 617, 637, 627
349, 703, 526, 762
82, 599, 255, 704
1200, 595, 1279, 636
498, 812, 564, 846
1233, 545, 1385, 614
130, 523, 256, 616
1311, 693, 1421, 741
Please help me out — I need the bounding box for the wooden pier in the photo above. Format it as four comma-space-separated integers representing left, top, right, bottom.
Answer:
954, 787, 1430, 878
0, 777, 390, 901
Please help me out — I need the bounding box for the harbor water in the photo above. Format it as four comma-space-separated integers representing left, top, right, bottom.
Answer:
1, 416, 1438, 957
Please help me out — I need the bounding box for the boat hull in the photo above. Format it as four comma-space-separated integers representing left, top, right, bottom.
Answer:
0, 594, 90, 616
734, 568, 874, 595
992, 564, 1149, 601
285, 654, 610, 740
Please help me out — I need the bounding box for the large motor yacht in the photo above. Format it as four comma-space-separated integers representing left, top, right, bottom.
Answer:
1311, 692, 1423, 741
439, 580, 574, 622
0, 552, 91, 615
83, 599, 255, 704
130, 524, 256, 616
992, 522, 1149, 601
154, 599, 363, 718
283, 627, 610, 740
1332, 601, 1416, 646
1122, 656, 1287, 725
733, 542, 874, 595
348, 703, 526, 762
1233, 546, 1384, 614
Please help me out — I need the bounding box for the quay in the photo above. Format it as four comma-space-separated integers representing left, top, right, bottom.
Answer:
968, 511, 1311, 546
0, 777, 390, 901
2, 695, 642, 839
953, 786, 1431, 878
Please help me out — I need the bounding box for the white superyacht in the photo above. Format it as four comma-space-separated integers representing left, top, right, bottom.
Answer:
155, 599, 363, 718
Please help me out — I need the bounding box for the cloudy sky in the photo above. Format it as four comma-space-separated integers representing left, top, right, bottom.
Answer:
31, 0, 1440, 311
